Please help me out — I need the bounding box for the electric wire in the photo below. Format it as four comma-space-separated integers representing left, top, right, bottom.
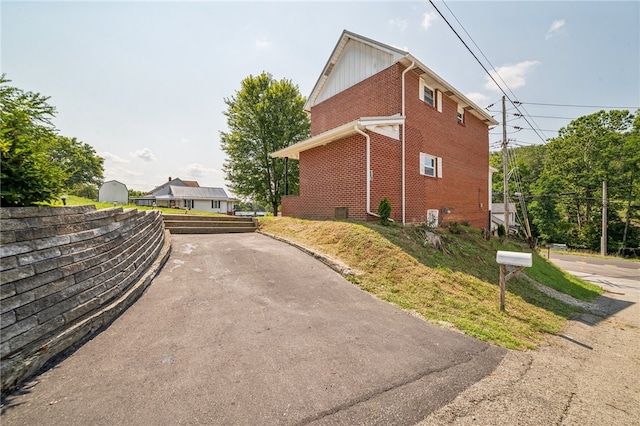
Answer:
435, 0, 549, 143
516, 101, 640, 109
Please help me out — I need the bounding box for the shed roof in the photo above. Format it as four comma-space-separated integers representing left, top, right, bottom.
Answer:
271, 115, 404, 160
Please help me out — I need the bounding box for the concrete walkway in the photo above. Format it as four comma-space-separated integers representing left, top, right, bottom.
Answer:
1, 234, 504, 425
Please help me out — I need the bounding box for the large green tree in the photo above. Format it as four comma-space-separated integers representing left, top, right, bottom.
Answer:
220, 73, 310, 214
1, 76, 65, 206
1, 76, 105, 206
52, 135, 104, 195
538, 110, 638, 250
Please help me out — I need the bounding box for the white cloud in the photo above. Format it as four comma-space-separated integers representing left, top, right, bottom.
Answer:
389, 18, 408, 32
131, 147, 157, 162
422, 12, 436, 30
255, 36, 271, 50
182, 163, 219, 179
465, 92, 491, 108
100, 151, 130, 164
180, 138, 189, 144
484, 61, 540, 92
545, 19, 565, 40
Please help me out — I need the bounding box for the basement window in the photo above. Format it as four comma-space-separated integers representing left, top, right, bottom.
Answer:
420, 153, 443, 178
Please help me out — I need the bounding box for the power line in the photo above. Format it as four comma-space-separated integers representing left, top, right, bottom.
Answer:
431, 1, 549, 143
513, 113, 579, 120
515, 101, 640, 109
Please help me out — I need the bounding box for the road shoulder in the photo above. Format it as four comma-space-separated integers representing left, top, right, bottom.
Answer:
418, 288, 640, 425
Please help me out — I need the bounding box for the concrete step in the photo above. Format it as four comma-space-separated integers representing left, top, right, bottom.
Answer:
162, 214, 254, 222
162, 214, 257, 234
165, 226, 256, 234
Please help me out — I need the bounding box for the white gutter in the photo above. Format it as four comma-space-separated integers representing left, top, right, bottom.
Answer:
354, 125, 378, 218
401, 60, 415, 225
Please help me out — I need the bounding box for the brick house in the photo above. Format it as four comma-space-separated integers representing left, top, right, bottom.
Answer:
271, 30, 498, 228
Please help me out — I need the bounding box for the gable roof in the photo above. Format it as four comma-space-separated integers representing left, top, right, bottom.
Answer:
147, 177, 198, 195
305, 30, 498, 126
169, 186, 229, 200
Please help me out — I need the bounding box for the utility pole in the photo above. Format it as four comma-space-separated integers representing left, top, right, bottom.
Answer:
601, 180, 607, 256
502, 96, 509, 236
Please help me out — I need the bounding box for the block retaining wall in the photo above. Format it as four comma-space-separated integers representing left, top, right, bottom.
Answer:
0, 205, 171, 393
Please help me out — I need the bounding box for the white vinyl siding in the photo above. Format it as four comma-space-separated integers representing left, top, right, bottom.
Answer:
420, 153, 443, 178
316, 39, 395, 104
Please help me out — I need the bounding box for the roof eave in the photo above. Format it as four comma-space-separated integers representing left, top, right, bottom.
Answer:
271, 115, 405, 159
401, 55, 498, 125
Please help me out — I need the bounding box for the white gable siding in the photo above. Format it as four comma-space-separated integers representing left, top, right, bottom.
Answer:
316, 39, 395, 105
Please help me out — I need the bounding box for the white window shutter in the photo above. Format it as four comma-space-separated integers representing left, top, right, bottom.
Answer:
437, 157, 443, 178
437, 91, 443, 112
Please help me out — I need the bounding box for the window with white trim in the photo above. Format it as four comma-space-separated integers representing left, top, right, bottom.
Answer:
419, 78, 441, 111
212, 200, 221, 209
423, 85, 435, 107
457, 105, 464, 124
420, 153, 443, 178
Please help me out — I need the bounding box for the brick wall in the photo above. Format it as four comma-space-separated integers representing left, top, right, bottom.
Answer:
0, 206, 171, 393
287, 62, 490, 228
403, 71, 490, 228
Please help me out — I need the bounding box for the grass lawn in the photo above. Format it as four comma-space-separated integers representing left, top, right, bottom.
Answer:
259, 217, 604, 350
49, 195, 228, 216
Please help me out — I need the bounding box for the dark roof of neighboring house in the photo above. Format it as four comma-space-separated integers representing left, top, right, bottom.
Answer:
146, 177, 197, 195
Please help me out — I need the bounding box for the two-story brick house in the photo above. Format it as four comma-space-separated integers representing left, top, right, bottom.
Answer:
271, 30, 498, 228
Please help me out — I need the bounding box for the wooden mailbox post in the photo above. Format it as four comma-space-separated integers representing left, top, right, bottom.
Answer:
496, 251, 532, 311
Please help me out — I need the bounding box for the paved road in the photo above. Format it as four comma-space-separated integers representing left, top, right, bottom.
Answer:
547, 253, 639, 296
1, 234, 505, 425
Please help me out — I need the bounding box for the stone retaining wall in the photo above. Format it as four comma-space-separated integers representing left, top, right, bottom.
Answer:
0, 206, 171, 393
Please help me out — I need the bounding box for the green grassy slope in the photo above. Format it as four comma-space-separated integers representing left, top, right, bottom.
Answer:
259, 217, 603, 350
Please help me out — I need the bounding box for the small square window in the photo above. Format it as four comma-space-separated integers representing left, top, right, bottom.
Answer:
212, 200, 221, 209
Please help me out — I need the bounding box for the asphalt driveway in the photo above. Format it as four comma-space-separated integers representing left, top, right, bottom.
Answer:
2, 233, 505, 425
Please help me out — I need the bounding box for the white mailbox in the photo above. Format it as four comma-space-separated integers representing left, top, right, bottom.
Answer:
496, 251, 532, 267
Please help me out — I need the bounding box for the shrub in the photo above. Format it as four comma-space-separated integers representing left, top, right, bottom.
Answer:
378, 197, 391, 226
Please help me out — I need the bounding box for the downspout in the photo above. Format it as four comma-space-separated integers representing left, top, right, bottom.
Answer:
401, 60, 416, 225
354, 125, 378, 218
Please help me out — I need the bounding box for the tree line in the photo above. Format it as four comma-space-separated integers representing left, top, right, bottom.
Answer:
1, 76, 105, 206
490, 109, 640, 255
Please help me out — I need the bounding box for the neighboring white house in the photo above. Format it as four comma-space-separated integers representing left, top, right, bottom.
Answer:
98, 180, 128, 204
132, 177, 235, 214
491, 203, 520, 234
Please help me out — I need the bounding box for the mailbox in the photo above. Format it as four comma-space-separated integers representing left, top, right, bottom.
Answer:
496, 251, 532, 267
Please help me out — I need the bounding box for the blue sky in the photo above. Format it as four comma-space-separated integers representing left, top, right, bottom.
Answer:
2, 1, 639, 192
